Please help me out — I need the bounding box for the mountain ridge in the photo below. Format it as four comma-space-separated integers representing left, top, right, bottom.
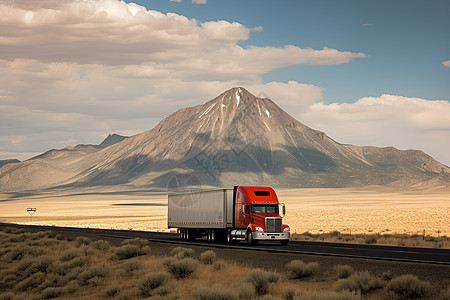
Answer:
0, 87, 448, 192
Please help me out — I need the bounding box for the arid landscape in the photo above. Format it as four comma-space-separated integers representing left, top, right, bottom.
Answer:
1, 187, 448, 241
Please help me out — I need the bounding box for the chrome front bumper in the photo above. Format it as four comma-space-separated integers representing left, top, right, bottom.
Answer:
253, 231, 290, 241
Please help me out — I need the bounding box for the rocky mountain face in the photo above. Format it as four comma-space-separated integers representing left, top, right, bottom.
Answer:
100, 134, 128, 147
0, 159, 20, 169
1, 88, 448, 192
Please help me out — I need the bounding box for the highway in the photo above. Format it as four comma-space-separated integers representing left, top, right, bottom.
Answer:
1, 223, 449, 265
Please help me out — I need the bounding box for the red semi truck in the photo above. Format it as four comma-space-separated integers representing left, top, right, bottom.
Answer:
168, 186, 290, 245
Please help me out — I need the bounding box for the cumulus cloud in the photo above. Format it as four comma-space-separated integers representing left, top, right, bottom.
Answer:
17, 0, 450, 168
443, 60, 450, 67
192, 0, 207, 4
299, 95, 450, 166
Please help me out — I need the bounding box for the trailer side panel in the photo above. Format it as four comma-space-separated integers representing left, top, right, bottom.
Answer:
168, 189, 230, 229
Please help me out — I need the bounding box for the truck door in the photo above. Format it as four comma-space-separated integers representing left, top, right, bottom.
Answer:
243, 204, 250, 225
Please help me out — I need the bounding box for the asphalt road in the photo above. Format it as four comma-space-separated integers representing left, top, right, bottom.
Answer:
1, 223, 449, 265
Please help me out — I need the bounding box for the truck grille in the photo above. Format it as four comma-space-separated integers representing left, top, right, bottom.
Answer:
265, 218, 282, 233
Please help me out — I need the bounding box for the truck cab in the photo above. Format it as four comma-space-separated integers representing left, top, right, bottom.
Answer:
231, 186, 290, 245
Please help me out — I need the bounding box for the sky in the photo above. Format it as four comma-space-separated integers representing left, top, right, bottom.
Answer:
0, 0, 449, 166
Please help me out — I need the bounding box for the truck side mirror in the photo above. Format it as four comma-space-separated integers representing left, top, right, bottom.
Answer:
280, 203, 286, 217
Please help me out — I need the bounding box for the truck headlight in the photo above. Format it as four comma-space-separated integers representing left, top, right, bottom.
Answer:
255, 226, 264, 231
283, 226, 290, 232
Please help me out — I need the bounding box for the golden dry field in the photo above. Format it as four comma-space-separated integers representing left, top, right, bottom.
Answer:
0, 187, 448, 237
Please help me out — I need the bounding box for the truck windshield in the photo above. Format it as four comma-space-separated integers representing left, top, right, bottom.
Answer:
251, 204, 279, 214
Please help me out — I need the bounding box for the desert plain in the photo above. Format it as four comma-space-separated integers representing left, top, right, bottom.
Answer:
0, 187, 448, 238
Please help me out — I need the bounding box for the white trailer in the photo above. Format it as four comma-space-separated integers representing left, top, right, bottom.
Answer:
168, 189, 233, 241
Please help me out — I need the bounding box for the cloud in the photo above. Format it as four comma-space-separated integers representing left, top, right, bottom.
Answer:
0, 0, 398, 165
170, 0, 182, 2
362, 23, 373, 26
443, 60, 450, 67
299, 94, 450, 166
192, 0, 207, 4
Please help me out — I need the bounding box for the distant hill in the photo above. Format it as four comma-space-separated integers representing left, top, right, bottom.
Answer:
0, 87, 449, 192
100, 134, 128, 147
0, 159, 20, 169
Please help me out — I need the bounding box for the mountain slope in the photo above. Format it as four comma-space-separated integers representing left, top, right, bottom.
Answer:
0, 87, 448, 192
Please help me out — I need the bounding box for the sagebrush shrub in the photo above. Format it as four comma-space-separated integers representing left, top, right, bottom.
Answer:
166, 257, 198, 279
137, 272, 171, 297
200, 250, 217, 265
335, 271, 385, 294
42, 286, 65, 299
245, 268, 278, 297
60, 249, 83, 262
333, 265, 354, 279
91, 240, 111, 252
286, 260, 320, 279
308, 290, 361, 300
75, 236, 91, 247
78, 264, 109, 286
441, 286, 450, 300
15, 272, 45, 291
192, 285, 237, 300
114, 244, 150, 260
386, 274, 432, 299
121, 238, 149, 248
170, 247, 195, 259
239, 282, 255, 299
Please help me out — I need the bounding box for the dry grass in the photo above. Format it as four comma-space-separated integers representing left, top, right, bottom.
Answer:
1, 187, 449, 241
0, 227, 446, 299
291, 231, 450, 248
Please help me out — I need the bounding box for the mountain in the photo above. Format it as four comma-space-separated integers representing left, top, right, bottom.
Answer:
0, 159, 20, 169
0, 87, 449, 192
100, 134, 128, 147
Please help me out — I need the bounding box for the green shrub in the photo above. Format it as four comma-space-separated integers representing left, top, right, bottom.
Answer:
386, 274, 432, 299
192, 285, 237, 300
245, 268, 278, 297
114, 244, 150, 260
91, 240, 111, 252
42, 286, 65, 299
166, 257, 198, 279
200, 250, 217, 265
335, 271, 385, 294
121, 238, 149, 248
333, 265, 354, 279
78, 264, 109, 286
286, 260, 320, 279
170, 247, 195, 259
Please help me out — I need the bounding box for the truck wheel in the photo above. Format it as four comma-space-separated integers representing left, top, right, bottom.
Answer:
280, 240, 289, 246
246, 230, 258, 245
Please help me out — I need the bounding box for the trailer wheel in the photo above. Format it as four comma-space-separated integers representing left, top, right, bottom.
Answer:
226, 229, 232, 243
187, 229, 196, 241
246, 230, 258, 245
